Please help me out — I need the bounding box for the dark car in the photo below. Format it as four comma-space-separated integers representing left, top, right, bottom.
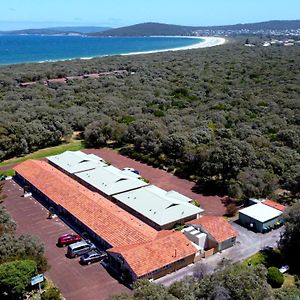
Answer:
57, 233, 81, 247
80, 250, 107, 265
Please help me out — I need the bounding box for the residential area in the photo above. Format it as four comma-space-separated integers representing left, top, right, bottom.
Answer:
1, 148, 290, 299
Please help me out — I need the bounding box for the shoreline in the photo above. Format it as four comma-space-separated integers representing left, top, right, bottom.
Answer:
0, 36, 226, 66
120, 36, 226, 56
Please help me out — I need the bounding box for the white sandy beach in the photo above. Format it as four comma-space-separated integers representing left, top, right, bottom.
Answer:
37, 36, 226, 64
121, 36, 226, 56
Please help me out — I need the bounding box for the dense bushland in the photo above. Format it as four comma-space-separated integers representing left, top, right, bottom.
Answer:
0, 41, 299, 200
109, 262, 300, 300
0, 195, 49, 297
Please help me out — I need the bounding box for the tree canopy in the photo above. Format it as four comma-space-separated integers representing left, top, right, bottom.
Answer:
0, 40, 299, 200
279, 201, 300, 271
0, 259, 37, 297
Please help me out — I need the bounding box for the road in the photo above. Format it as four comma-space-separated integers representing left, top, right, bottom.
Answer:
156, 222, 283, 286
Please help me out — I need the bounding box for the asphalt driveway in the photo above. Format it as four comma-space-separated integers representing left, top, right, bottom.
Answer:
3, 179, 130, 300
156, 222, 284, 286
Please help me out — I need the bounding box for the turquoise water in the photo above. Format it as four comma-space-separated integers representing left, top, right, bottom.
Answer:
0, 35, 203, 65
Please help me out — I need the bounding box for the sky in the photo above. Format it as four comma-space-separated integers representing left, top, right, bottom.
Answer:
0, 0, 299, 30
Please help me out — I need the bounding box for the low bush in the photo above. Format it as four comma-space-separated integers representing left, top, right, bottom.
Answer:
267, 267, 284, 288
41, 287, 61, 300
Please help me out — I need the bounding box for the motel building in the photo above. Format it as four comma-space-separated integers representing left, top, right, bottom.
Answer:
13, 151, 238, 282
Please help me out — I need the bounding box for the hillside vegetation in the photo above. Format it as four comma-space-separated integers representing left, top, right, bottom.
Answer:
0, 41, 299, 200
94, 20, 300, 36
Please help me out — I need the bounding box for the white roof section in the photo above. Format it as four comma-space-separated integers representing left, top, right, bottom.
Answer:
113, 185, 204, 227
75, 165, 148, 196
47, 151, 107, 174
239, 203, 282, 223
165, 190, 192, 203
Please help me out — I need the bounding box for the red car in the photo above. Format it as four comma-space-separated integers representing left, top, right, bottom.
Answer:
57, 234, 81, 247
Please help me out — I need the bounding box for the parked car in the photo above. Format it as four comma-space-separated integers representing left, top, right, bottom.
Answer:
80, 250, 107, 265
57, 233, 81, 247
67, 241, 96, 258
0, 175, 6, 181
279, 265, 289, 274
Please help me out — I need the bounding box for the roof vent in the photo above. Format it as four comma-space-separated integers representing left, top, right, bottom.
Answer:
166, 203, 179, 209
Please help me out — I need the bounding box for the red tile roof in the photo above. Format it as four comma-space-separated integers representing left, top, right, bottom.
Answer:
14, 160, 157, 248
108, 230, 197, 278
262, 199, 286, 212
186, 216, 237, 243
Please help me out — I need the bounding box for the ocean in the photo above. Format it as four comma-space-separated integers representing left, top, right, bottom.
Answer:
0, 35, 203, 65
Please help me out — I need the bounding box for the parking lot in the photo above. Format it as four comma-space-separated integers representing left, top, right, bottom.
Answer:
84, 148, 227, 215
3, 180, 130, 300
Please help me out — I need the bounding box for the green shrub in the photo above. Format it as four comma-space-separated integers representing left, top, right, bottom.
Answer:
267, 267, 284, 288
118, 115, 135, 125
0, 169, 15, 177
191, 200, 200, 207
0, 260, 37, 297
153, 110, 165, 117
41, 287, 61, 300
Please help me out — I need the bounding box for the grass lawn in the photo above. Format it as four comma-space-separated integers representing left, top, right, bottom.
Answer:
283, 274, 295, 288
244, 251, 267, 266
0, 169, 16, 177
0, 139, 85, 168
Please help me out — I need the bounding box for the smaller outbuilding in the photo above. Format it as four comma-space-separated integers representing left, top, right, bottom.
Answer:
239, 200, 285, 233
186, 216, 237, 253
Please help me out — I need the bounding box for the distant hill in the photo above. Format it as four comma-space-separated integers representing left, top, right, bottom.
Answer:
93, 20, 300, 36
0, 26, 111, 35
45, 26, 111, 33
204, 20, 300, 31
91, 22, 199, 36
1, 20, 300, 37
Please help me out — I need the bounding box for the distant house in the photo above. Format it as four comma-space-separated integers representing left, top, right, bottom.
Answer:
19, 82, 37, 88
263, 42, 271, 47
244, 43, 255, 47
239, 200, 285, 233
45, 78, 67, 85
83, 73, 99, 79
185, 216, 237, 253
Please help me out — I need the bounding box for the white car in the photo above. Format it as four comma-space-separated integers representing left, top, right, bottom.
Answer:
279, 265, 289, 274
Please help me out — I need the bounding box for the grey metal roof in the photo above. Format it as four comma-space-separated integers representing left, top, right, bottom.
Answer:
113, 185, 204, 226
239, 203, 282, 223
47, 151, 107, 174
75, 165, 148, 196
